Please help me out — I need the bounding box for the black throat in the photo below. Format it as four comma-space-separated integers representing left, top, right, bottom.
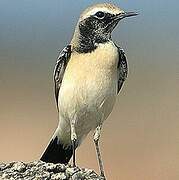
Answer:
74, 18, 110, 53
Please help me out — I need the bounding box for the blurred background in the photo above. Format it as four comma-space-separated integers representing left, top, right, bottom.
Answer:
0, 0, 178, 179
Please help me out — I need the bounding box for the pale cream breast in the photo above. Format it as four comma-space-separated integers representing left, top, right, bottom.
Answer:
58, 41, 118, 119
65, 41, 118, 80
58, 41, 119, 145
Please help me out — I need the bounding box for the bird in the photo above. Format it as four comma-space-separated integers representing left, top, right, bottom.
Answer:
40, 3, 138, 178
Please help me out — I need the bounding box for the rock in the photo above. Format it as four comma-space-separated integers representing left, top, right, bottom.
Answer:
12, 162, 26, 172
0, 161, 101, 180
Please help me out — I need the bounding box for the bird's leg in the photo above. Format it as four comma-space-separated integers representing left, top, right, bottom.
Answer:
93, 124, 105, 179
70, 118, 77, 167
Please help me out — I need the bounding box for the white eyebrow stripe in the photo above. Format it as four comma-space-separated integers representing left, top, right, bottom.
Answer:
81, 7, 121, 20
87, 7, 113, 16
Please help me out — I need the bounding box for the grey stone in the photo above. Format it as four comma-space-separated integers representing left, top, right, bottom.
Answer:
11, 162, 26, 172
51, 172, 68, 180
0, 161, 101, 180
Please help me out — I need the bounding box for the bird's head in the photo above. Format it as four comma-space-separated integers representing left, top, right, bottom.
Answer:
71, 3, 138, 53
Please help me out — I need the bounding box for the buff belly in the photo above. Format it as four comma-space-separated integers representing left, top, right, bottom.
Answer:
57, 79, 117, 146
56, 42, 119, 146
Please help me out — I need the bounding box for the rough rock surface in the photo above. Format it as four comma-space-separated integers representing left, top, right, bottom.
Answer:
0, 160, 102, 180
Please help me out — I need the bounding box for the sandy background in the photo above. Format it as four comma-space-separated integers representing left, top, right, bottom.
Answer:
0, 0, 179, 179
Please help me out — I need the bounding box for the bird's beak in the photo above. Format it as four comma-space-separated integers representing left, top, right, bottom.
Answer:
122, 11, 139, 18
106, 11, 138, 33
115, 11, 139, 20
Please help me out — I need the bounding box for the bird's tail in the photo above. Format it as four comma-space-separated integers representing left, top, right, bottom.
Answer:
40, 135, 73, 164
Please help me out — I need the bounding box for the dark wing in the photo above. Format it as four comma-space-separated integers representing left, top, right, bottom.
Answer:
117, 47, 128, 94
53, 45, 71, 109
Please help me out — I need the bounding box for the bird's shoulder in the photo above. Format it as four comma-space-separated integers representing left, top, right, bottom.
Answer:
114, 44, 128, 93
54, 45, 71, 109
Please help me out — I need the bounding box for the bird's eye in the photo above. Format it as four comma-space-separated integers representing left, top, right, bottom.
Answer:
94, 11, 105, 19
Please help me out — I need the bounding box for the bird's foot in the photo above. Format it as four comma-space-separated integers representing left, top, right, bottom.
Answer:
66, 166, 80, 177
99, 174, 106, 180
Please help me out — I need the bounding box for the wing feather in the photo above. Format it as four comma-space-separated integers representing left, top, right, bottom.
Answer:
117, 47, 128, 93
53, 45, 71, 109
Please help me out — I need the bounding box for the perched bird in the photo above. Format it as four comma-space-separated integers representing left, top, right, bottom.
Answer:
40, 3, 138, 178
